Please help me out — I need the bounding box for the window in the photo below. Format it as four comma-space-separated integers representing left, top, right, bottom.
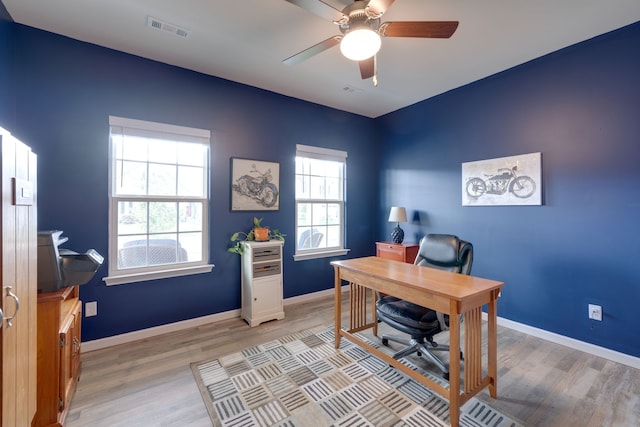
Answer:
294, 144, 349, 260
105, 116, 213, 285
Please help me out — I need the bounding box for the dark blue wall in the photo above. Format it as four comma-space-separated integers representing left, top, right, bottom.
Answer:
9, 25, 378, 341
377, 22, 640, 357
3, 13, 639, 358
0, 1, 13, 128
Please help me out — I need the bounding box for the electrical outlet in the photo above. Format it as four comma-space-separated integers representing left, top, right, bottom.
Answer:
588, 304, 602, 321
85, 301, 98, 317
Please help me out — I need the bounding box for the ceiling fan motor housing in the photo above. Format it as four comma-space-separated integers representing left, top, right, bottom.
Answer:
338, 1, 381, 34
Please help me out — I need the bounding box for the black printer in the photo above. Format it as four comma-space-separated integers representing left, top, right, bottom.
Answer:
37, 230, 104, 293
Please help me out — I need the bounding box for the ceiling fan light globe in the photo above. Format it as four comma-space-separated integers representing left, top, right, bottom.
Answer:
340, 28, 381, 61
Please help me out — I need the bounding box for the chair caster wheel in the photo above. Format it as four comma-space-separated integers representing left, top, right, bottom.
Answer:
382, 338, 389, 346
443, 372, 449, 381
416, 352, 422, 357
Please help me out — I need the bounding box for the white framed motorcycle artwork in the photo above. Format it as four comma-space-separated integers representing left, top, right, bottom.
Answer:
231, 158, 280, 211
462, 152, 542, 206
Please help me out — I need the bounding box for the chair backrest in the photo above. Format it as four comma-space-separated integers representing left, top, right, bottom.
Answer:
414, 234, 473, 275
298, 228, 324, 249
118, 243, 188, 268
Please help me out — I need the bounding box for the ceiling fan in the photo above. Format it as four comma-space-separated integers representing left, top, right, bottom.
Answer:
282, 0, 459, 86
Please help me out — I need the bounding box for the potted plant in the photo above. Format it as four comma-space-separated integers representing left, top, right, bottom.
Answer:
228, 217, 285, 254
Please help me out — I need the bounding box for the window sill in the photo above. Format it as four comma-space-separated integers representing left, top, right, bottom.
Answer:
104, 264, 214, 286
293, 248, 350, 261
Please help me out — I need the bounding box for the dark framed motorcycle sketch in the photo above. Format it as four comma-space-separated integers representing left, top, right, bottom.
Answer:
230, 157, 280, 211
462, 152, 542, 206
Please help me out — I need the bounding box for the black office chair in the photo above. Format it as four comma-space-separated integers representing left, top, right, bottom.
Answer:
376, 234, 473, 380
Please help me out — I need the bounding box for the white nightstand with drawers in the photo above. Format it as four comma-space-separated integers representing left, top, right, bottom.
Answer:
240, 240, 285, 327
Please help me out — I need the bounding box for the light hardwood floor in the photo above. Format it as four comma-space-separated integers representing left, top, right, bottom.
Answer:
66, 296, 639, 427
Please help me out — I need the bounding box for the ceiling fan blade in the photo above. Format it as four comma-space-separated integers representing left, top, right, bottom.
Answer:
359, 55, 376, 80
380, 21, 459, 38
283, 36, 342, 66
284, 0, 345, 22
366, 0, 396, 17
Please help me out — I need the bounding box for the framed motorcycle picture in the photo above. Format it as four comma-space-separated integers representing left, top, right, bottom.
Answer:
462, 152, 542, 206
230, 158, 280, 211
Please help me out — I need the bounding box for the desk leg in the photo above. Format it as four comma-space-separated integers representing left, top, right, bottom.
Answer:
449, 301, 461, 427
334, 267, 341, 349
488, 291, 499, 398
372, 289, 378, 337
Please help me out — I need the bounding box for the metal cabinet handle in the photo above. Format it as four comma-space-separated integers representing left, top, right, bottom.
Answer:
4, 286, 20, 328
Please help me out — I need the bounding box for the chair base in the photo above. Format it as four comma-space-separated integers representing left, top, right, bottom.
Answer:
381, 333, 457, 380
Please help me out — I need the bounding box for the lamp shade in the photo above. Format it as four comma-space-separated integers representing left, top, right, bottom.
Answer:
388, 206, 407, 223
340, 28, 382, 61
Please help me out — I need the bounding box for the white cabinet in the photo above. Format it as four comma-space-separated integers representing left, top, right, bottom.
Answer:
240, 240, 285, 327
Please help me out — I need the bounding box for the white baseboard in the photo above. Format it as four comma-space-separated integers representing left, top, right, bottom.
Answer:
81, 309, 241, 352
82, 289, 640, 370
482, 312, 640, 369
81, 287, 345, 353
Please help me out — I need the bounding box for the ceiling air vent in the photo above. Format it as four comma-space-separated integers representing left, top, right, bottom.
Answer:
342, 86, 363, 94
146, 16, 190, 39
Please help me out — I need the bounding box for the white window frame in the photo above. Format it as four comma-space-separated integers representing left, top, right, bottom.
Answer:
294, 144, 349, 261
104, 116, 213, 285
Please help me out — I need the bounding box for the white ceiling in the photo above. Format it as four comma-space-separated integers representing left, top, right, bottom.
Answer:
4, 0, 640, 118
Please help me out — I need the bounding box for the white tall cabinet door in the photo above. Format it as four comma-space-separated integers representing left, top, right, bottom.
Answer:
0, 128, 38, 427
240, 241, 285, 327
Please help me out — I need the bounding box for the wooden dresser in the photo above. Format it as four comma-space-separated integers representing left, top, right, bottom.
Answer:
376, 241, 419, 264
33, 286, 82, 427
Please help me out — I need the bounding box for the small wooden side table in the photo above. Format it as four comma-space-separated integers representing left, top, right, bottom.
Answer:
376, 241, 419, 264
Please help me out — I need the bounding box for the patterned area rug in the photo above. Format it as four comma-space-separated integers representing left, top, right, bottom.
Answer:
191, 325, 522, 427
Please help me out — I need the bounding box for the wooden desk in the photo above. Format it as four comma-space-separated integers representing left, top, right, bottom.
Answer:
331, 257, 504, 427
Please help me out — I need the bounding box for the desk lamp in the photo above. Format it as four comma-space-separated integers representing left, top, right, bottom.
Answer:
388, 206, 407, 244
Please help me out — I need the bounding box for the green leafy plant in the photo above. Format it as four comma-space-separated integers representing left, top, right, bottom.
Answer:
228, 217, 286, 254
